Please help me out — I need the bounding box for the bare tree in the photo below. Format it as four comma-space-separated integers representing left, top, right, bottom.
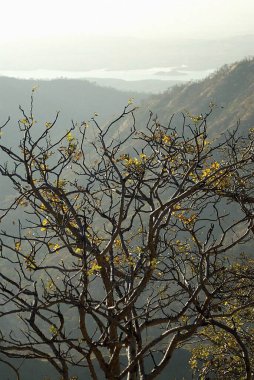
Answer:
0, 96, 254, 379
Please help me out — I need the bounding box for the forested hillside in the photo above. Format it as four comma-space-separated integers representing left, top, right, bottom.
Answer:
137, 58, 254, 136
0, 77, 146, 145
0, 77, 146, 200
1, 58, 253, 148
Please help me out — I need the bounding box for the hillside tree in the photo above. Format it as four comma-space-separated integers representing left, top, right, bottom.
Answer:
0, 96, 254, 379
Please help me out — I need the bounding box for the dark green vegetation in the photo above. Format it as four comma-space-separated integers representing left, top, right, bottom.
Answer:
0, 58, 254, 379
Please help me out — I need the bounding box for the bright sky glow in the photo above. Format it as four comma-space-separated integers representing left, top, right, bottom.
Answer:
1, 0, 254, 42
0, 0, 253, 73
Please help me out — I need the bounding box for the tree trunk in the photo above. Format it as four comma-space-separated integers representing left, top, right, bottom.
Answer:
127, 334, 138, 380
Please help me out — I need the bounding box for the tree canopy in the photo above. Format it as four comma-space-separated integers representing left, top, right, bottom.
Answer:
0, 96, 254, 379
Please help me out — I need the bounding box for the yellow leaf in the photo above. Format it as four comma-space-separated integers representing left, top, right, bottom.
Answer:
15, 242, 21, 251
41, 218, 49, 231
162, 135, 171, 144
49, 325, 58, 335
66, 131, 74, 142
87, 262, 102, 276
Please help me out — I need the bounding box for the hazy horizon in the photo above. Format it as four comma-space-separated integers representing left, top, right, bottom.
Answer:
0, 0, 253, 75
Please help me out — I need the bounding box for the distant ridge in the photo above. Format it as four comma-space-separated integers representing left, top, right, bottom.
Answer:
0, 76, 147, 149
138, 58, 254, 136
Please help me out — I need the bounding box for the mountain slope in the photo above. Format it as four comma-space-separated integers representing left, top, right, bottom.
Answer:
137, 58, 254, 136
0, 77, 146, 145
0, 77, 147, 199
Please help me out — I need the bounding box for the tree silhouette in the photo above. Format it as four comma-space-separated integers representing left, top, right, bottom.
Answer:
0, 96, 253, 379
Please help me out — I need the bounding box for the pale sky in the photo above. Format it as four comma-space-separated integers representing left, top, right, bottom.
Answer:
1, 0, 254, 42
0, 0, 253, 72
